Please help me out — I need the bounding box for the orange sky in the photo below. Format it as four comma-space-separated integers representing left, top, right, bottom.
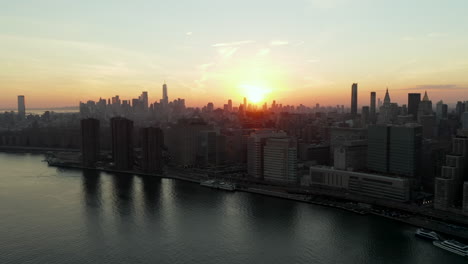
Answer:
1, 1, 468, 109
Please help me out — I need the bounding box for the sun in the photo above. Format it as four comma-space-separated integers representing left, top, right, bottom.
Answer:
241, 84, 271, 104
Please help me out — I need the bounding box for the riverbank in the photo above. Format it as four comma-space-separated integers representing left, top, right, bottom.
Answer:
3, 148, 467, 240
41, 157, 468, 241
0, 146, 80, 153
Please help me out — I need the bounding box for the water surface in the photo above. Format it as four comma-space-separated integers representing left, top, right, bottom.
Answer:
0, 153, 463, 263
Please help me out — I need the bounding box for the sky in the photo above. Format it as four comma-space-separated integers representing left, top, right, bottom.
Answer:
1, 0, 468, 108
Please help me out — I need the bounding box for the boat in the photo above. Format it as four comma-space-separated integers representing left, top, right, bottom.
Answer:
218, 182, 236, 191
200, 180, 216, 187
433, 240, 468, 257
200, 180, 236, 191
415, 228, 440, 241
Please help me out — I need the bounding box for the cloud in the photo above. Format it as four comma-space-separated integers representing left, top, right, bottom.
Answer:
270, 40, 289, 46
427, 32, 447, 38
293, 41, 305, 47
212, 40, 254, 47
197, 63, 214, 70
217, 47, 238, 58
398, 84, 468, 91
257, 48, 270, 56
186, 32, 193, 36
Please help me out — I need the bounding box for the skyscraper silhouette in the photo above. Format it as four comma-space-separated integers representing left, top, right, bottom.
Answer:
17, 95, 25, 118
81, 118, 100, 167
111, 117, 134, 170
351, 83, 358, 116
370, 92, 376, 123
408, 93, 421, 121
141, 127, 164, 173
162, 83, 168, 106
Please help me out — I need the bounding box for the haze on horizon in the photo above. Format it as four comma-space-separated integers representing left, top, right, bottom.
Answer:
1, 0, 468, 108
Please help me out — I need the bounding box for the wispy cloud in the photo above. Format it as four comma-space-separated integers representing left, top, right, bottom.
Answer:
293, 41, 305, 47
217, 47, 238, 58
257, 48, 270, 56
270, 40, 289, 46
427, 32, 447, 38
186, 32, 193, 36
197, 62, 214, 70
212, 40, 254, 47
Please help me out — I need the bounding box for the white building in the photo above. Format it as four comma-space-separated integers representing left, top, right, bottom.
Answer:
306, 166, 410, 202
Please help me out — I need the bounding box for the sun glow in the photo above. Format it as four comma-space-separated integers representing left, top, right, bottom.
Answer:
240, 84, 271, 104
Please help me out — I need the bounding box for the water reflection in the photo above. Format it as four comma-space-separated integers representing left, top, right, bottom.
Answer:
111, 173, 135, 217
141, 176, 162, 217
82, 169, 101, 208
81, 169, 104, 244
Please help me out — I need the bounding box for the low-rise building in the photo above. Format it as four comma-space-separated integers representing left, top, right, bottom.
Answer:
307, 166, 410, 202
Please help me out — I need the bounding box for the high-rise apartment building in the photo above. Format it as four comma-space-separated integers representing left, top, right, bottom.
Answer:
247, 130, 287, 179
111, 117, 134, 170
81, 118, 100, 167
141, 127, 164, 173
263, 137, 297, 183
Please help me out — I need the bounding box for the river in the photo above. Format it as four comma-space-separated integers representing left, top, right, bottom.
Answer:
0, 153, 464, 263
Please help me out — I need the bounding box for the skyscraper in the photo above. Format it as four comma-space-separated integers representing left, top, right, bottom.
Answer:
417, 91, 435, 139
367, 125, 390, 173
417, 91, 432, 118
228, 99, 232, 112
140, 91, 149, 110
377, 88, 398, 124
247, 130, 287, 179
141, 127, 164, 173
435, 137, 468, 210
81, 118, 100, 167
388, 124, 422, 178
436, 100, 448, 124
263, 137, 297, 183
111, 117, 134, 170
367, 124, 422, 179
17, 95, 25, 118
361, 106, 370, 125
162, 83, 169, 105
370, 92, 376, 123
408, 93, 421, 121
164, 117, 212, 167
351, 83, 358, 116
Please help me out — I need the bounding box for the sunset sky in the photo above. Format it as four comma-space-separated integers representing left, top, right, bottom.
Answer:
1, 0, 468, 108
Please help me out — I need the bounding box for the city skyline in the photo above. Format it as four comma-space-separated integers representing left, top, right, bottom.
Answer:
1, 84, 465, 112
3, 1, 468, 263
2, 1, 468, 108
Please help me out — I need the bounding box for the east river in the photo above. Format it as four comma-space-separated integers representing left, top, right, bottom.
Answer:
0, 153, 464, 263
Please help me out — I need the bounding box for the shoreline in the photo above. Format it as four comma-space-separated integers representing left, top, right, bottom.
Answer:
46, 160, 468, 241
1, 149, 467, 241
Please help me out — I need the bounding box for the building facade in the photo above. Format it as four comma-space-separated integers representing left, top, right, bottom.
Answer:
263, 137, 297, 183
